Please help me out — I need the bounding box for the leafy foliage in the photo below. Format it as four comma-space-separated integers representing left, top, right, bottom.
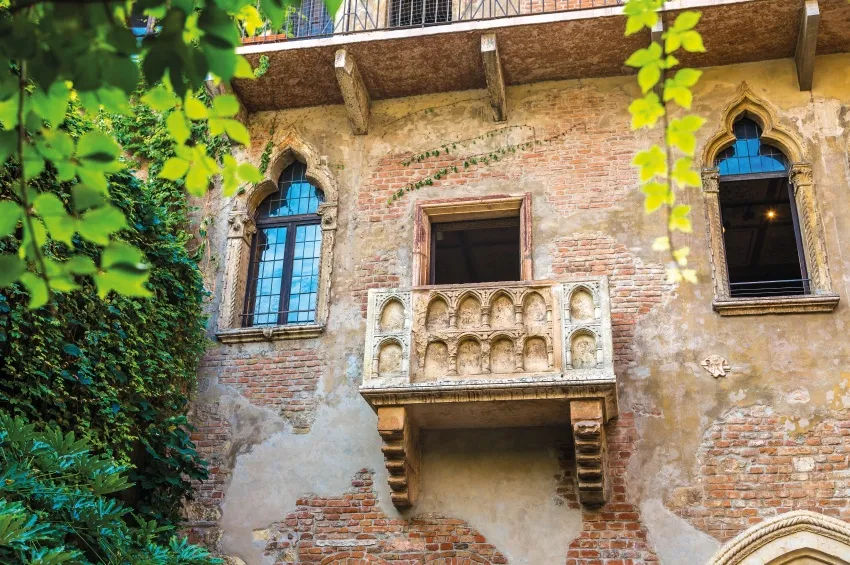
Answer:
624, 1, 705, 283
0, 413, 220, 565
0, 0, 309, 306
0, 103, 209, 528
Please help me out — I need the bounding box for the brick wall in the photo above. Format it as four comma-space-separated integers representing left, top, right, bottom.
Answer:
201, 344, 323, 432
259, 470, 507, 564
562, 412, 661, 565
671, 405, 850, 541
550, 233, 674, 370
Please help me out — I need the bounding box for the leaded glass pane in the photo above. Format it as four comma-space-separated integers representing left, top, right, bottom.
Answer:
256, 162, 324, 218
249, 227, 287, 326
716, 118, 788, 176
286, 224, 322, 324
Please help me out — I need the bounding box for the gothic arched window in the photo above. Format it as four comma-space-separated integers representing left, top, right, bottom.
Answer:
244, 161, 325, 326
715, 117, 808, 297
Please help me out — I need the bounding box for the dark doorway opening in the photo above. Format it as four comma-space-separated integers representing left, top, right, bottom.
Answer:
389, 0, 452, 27
719, 175, 808, 297
429, 218, 520, 285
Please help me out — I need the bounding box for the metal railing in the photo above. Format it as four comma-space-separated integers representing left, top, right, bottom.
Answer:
729, 278, 811, 298
241, 0, 624, 43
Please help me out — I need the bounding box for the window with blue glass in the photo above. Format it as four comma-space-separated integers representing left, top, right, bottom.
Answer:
716, 117, 808, 298
244, 162, 324, 326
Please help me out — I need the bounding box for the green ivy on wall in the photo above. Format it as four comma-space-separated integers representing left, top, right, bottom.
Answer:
0, 97, 210, 530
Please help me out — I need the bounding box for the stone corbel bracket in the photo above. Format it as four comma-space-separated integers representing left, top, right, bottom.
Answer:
571, 398, 610, 506
795, 0, 820, 91
481, 34, 507, 122
335, 48, 371, 135
377, 407, 420, 508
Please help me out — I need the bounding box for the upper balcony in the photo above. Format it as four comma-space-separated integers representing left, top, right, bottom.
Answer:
359, 278, 618, 508
233, 0, 850, 116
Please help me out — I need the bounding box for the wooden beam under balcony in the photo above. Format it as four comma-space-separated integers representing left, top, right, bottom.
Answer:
795, 0, 820, 91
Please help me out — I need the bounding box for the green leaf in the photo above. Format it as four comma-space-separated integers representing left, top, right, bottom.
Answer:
184, 95, 208, 120
77, 131, 123, 172
632, 145, 668, 181
101, 241, 147, 270
672, 157, 702, 187
625, 42, 662, 68
681, 31, 706, 53
184, 165, 210, 196
237, 162, 263, 183
65, 255, 96, 275
212, 94, 240, 118
641, 181, 672, 214
30, 82, 71, 127
166, 110, 191, 145
671, 11, 701, 32
71, 185, 106, 211
234, 56, 255, 79
224, 120, 250, 145
669, 204, 693, 233
95, 268, 152, 299
673, 68, 702, 87
628, 92, 665, 129
664, 83, 693, 109
0, 255, 25, 286
19, 272, 49, 309
33, 193, 76, 245
0, 200, 22, 238
638, 64, 661, 94
159, 157, 190, 180
78, 205, 127, 245
323, 0, 343, 18
141, 86, 177, 112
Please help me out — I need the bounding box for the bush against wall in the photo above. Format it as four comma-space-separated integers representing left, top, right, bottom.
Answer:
0, 413, 220, 565
0, 106, 210, 529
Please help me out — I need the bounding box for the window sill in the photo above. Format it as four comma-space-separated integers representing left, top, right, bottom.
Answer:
215, 324, 324, 343
713, 294, 839, 316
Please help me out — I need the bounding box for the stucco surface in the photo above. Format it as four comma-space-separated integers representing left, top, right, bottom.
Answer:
192, 54, 850, 564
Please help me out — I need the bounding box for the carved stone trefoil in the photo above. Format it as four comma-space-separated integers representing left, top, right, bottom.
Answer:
701, 355, 731, 378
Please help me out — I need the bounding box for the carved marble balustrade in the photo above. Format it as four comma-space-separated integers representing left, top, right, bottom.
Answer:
359, 278, 618, 509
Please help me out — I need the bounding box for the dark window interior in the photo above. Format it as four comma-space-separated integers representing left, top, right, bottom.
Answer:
716, 117, 808, 298
389, 0, 452, 27
430, 218, 520, 285
719, 176, 807, 297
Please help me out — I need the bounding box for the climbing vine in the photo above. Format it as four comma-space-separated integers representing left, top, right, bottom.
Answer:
624, 0, 705, 283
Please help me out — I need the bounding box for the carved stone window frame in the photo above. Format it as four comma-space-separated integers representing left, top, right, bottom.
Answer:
701, 85, 838, 316
411, 193, 533, 287
216, 133, 339, 343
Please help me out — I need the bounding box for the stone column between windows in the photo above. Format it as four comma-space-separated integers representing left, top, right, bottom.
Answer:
789, 163, 832, 294
701, 169, 731, 300
218, 209, 256, 331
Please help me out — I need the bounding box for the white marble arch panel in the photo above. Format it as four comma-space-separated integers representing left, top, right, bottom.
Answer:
706, 511, 850, 565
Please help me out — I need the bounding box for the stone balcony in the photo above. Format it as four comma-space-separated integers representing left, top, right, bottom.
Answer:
232, 0, 850, 119
359, 278, 618, 508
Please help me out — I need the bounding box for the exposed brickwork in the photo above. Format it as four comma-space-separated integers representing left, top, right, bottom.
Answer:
183, 402, 232, 550
351, 251, 402, 315
200, 344, 323, 431
261, 470, 507, 564
671, 405, 850, 542
550, 233, 674, 370
565, 412, 660, 565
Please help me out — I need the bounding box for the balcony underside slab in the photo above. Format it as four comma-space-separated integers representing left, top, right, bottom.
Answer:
233, 0, 850, 112
361, 377, 617, 428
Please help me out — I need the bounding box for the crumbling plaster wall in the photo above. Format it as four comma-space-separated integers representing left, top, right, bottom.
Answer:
190, 54, 850, 565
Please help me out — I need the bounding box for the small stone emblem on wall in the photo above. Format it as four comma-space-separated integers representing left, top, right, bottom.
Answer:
701, 355, 731, 378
